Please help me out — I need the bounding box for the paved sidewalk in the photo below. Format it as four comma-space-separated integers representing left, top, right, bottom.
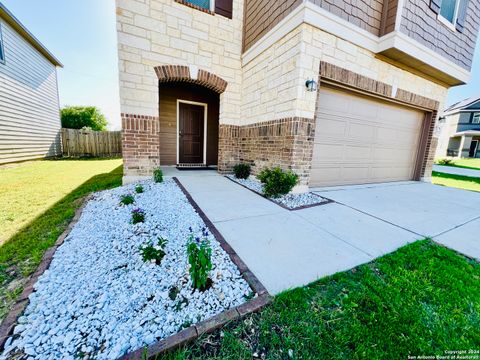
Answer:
433, 164, 480, 177
173, 173, 419, 295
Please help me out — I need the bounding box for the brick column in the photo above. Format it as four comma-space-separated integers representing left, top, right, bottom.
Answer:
122, 114, 160, 176
218, 124, 240, 173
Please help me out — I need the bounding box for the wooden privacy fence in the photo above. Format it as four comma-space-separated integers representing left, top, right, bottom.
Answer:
61, 128, 122, 157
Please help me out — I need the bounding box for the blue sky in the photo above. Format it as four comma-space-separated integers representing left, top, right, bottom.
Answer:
2, 0, 480, 129
2, 0, 121, 129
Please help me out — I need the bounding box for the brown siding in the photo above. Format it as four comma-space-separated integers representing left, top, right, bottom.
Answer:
399, 0, 480, 70
158, 83, 219, 166
243, 0, 387, 51
243, 0, 302, 51
308, 0, 385, 36
381, 0, 399, 35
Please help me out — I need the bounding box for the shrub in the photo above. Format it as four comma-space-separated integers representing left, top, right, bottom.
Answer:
233, 163, 251, 179
187, 227, 212, 291
60, 106, 108, 131
153, 168, 163, 183
131, 208, 145, 224
257, 167, 299, 198
437, 158, 454, 166
120, 194, 134, 206
140, 237, 167, 265
135, 184, 144, 193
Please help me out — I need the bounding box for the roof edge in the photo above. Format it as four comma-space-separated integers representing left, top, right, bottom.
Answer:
0, 2, 63, 67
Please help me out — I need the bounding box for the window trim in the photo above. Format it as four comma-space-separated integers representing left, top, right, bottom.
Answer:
0, 22, 5, 64
472, 112, 480, 124
437, 0, 461, 31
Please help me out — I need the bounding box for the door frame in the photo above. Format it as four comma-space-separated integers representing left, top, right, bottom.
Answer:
469, 140, 479, 158
176, 99, 208, 165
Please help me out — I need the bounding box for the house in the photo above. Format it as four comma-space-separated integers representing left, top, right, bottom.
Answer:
436, 97, 480, 158
0, 2, 63, 165
116, 0, 480, 189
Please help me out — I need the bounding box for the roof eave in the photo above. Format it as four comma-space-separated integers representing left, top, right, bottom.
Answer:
0, 2, 63, 67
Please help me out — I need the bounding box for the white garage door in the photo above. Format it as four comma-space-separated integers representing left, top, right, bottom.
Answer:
310, 87, 424, 187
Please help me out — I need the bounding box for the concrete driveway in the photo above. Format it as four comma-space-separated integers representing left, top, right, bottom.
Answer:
172, 171, 480, 295
313, 181, 480, 260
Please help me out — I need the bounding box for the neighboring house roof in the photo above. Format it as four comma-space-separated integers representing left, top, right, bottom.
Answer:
453, 130, 480, 137
0, 2, 62, 67
444, 97, 480, 116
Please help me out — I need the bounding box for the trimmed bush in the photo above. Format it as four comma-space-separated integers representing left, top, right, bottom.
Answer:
257, 167, 299, 198
436, 158, 454, 166
233, 163, 251, 179
153, 168, 163, 183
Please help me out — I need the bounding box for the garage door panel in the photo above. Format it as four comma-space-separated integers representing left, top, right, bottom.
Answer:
311, 87, 423, 187
312, 143, 344, 161
317, 118, 347, 138
348, 122, 376, 141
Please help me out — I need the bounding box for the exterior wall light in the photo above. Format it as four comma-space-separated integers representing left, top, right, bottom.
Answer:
305, 79, 318, 92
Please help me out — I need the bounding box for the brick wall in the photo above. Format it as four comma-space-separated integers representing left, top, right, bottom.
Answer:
218, 118, 315, 185
122, 114, 160, 176
218, 124, 240, 172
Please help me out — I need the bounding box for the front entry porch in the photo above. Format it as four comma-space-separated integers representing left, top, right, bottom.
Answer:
447, 130, 480, 158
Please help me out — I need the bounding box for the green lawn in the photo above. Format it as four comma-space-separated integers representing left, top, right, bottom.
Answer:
436, 158, 480, 170
432, 171, 480, 192
0, 158, 122, 321
167, 240, 480, 359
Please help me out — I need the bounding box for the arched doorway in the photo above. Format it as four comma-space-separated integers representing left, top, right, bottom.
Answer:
155, 65, 227, 168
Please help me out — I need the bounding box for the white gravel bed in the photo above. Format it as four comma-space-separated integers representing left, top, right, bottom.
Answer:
2, 179, 252, 360
226, 175, 330, 209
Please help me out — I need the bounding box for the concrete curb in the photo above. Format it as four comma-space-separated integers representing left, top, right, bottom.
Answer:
118, 178, 272, 359
0, 194, 94, 351
224, 176, 334, 211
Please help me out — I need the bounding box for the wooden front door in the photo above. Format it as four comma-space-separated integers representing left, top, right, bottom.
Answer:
179, 102, 205, 164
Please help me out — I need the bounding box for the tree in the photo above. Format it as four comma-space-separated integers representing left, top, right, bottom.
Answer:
60, 106, 108, 131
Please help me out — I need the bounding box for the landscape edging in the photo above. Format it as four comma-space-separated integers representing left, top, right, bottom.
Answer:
0, 194, 94, 351
118, 178, 272, 359
224, 176, 334, 211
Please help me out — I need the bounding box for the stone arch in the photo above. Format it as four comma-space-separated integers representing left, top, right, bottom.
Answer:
154, 65, 228, 94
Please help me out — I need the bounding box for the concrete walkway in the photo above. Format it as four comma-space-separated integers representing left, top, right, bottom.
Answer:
433, 164, 480, 177
170, 170, 421, 294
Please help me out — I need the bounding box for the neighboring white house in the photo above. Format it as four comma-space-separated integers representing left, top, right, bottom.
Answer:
436, 97, 480, 159
0, 2, 63, 165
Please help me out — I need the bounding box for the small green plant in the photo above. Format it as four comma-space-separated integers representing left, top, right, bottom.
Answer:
120, 194, 135, 206
187, 227, 212, 291
131, 208, 145, 224
153, 168, 163, 183
257, 167, 299, 198
139, 237, 167, 265
436, 158, 454, 166
135, 184, 144, 193
233, 163, 251, 179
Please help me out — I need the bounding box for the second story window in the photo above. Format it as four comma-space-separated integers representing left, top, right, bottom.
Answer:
430, 0, 468, 32
472, 113, 480, 124
440, 0, 460, 23
0, 23, 5, 64
180, 0, 232, 18
185, 0, 211, 11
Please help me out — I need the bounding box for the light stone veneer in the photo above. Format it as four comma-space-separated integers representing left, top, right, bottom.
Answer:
116, 0, 244, 125
241, 23, 448, 126
116, 1, 447, 127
